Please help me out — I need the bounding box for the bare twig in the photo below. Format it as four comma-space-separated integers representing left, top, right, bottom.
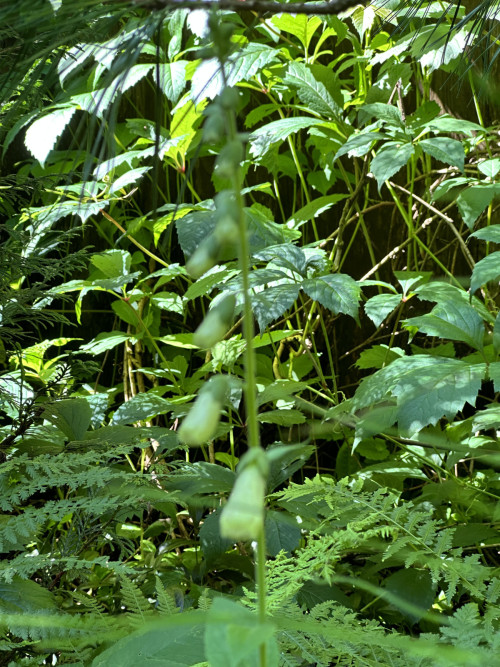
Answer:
132, 0, 367, 16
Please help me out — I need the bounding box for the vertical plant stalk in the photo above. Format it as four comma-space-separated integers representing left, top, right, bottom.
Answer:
226, 110, 268, 667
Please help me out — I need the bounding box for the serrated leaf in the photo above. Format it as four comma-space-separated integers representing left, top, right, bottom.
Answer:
456, 185, 497, 229
420, 137, 464, 172
265, 511, 301, 556
478, 158, 500, 179
249, 117, 322, 159
258, 409, 305, 426
92, 621, 205, 667
251, 284, 300, 332
254, 243, 307, 276
205, 598, 278, 667
365, 293, 402, 328
286, 194, 348, 229
199, 509, 232, 566
150, 291, 185, 314
302, 274, 360, 319
43, 398, 92, 441
80, 331, 132, 355
353, 355, 485, 437
112, 394, 172, 425
91, 250, 132, 278
471, 224, 500, 243
271, 14, 322, 50
334, 131, 385, 159
404, 299, 484, 350
361, 102, 404, 127
257, 380, 308, 406
356, 345, 404, 370
284, 62, 341, 119
109, 166, 151, 194
371, 142, 415, 189
25, 107, 76, 166
470, 252, 500, 294
158, 61, 187, 103
191, 44, 279, 101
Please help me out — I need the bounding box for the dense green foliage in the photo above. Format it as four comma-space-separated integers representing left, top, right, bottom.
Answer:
1, 0, 500, 664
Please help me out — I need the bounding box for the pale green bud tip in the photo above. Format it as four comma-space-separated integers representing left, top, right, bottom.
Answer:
186, 236, 219, 279
178, 391, 221, 446
194, 295, 236, 349
220, 465, 266, 541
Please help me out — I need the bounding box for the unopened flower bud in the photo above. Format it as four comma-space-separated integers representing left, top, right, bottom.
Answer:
178, 376, 228, 446
186, 235, 219, 279
220, 449, 269, 541
194, 294, 236, 349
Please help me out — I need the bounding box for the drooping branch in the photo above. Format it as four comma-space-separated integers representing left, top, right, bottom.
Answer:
132, 0, 370, 16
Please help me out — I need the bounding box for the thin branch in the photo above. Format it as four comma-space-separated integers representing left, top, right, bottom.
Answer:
132, 0, 368, 16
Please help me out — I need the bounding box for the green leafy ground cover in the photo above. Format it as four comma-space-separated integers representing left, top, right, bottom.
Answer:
0, 0, 500, 664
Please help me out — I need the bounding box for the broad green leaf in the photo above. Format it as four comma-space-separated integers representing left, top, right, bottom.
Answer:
109, 166, 151, 194
493, 311, 500, 355
456, 185, 498, 229
271, 14, 322, 50
364, 294, 402, 328
404, 300, 484, 350
205, 598, 278, 667
251, 284, 300, 332
165, 99, 206, 163
80, 331, 132, 355
191, 44, 279, 101
0, 577, 56, 614
471, 224, 500, 243
419, 137, 464, 172
112, 394, 172, 425
265, 511, 301, 556
371, 142, 415, 189
334, 130, 385, 159
353, 356, 485, 436
286, 194, 348, 229
355, 345, 405, 370
257, 380, 308, 406
245, 206, 301, 247
185, 268, 236, 300
361, 102, 404, 127
284, 62, 341, 119
252, 329, 302, 348
478, 158, 500, 179
302, 274, 361, 320
470, 252, 500, 294
163, 462, 235, 496
93, 621, 205, 667
199, 508, 232, 566
249, 117, 323, 159
151, 291, 185, 314
426, 115, 485, 136
25, 107, 76, 165
158, 61, 188, 103
267, 443, 314, 490
91, 250, 132, 278
258, 409, 306, 426
254, 243, 307, 276
383, 569, 435, 624
43, 398, 92, 440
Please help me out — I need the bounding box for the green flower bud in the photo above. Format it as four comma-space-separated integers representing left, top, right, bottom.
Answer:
186, 235, 219, 279
194, 294, 236, 349
218, 87, 240, 111
215, 139, 244, 180
214, 190, 241, 244
220, 463, 266, 541
178, 375, 229, 446
220, 448, 269, 541
203, 113, 226, 144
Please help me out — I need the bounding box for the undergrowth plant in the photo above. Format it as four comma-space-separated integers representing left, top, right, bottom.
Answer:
1, 0, 500, 665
